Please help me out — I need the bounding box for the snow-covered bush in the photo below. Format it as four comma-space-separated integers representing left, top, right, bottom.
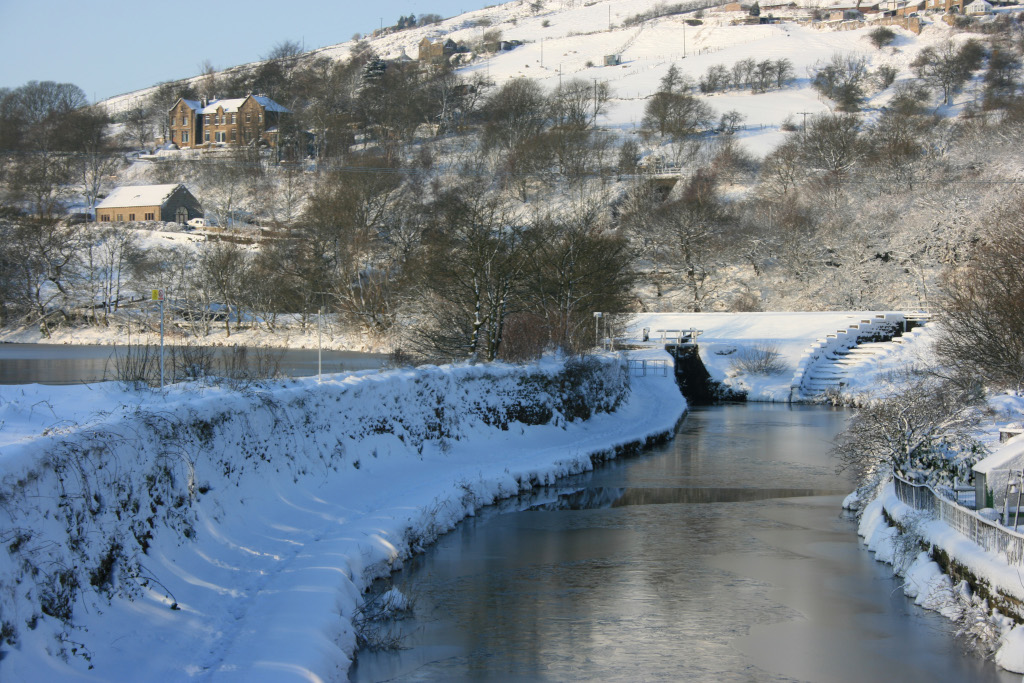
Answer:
832, 376, 986, 501
730, 342, 787, 376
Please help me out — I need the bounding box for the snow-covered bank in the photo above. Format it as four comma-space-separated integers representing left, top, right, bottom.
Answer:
859, 483, 1024, 672
0, 350, 686, 681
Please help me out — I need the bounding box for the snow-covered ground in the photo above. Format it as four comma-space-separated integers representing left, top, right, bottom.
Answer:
0, 349, 685, 681
100, 0, 999, 158
625, 310, 913, 400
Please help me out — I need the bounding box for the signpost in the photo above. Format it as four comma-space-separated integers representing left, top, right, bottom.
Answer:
152, 289, 165, 388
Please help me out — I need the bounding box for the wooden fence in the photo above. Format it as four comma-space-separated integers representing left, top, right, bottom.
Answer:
893, 472, 1024, 566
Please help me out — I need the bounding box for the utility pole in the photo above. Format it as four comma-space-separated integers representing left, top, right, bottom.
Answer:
797, 111, 811, 138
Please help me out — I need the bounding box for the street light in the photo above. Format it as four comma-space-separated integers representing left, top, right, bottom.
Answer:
593, 311, 603, 349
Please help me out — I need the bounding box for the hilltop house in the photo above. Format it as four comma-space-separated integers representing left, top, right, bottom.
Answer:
418, 37, 457, 63
168, 95, 291, 149
95, 184, 203, 224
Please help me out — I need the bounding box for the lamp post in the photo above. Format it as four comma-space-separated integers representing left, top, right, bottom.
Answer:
593, 311, 603, 349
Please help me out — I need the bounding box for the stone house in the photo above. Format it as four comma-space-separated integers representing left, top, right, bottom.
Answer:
418, 37, 460, 64
924, 0, 967, 11
168, 95, 291, 149
95, 184, 203, 224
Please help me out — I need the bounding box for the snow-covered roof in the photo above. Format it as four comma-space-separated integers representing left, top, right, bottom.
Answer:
95, 184, 181, 209
974, 434, 1024, 475
965, 0, 992, 11
201, 97, 247, 114
200, 95, 291, 114
250, 95, 291, 113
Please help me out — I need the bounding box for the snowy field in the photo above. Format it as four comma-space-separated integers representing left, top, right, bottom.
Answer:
0, 351, 685, 681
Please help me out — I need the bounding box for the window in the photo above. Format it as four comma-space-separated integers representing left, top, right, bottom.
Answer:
117, 214, 123, 221
100, 214, 110, 222
215, 131, 226, 143
246, 112, 251, 123
182, 131, 189, 143
182, 115, 187, 126
205, 131, 210, 142
230, 128, 236, 142
258, 112, 263, 123
128, 213, 135, 221
205, 114, 210, 125
231, 113, 236, 124
145, 212, 155, 220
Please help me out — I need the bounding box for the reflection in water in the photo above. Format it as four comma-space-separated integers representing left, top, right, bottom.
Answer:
527, 486, 852, 511
351, 405, 1017, 683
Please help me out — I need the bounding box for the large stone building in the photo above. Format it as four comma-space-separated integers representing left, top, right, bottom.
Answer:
168, 95, 291, 149
95, 184, 203, 224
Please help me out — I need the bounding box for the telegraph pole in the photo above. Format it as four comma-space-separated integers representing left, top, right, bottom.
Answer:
797, 111, 811, 138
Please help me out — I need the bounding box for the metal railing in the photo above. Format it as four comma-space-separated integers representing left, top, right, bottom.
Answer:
627, 359, 669, 377
893, 472, 1024, 566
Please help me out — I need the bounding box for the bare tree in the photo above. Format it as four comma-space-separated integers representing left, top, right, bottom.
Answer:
810, 53, 870, 112
911, 38, 986, 106
410, 189, 534, 362
936, 206, 1024, 390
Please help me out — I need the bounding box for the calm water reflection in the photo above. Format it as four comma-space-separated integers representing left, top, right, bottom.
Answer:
351, 404, 1016, 683
0, 343, 386, 384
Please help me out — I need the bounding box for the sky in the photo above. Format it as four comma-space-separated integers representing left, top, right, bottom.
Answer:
0, 0, 498, 103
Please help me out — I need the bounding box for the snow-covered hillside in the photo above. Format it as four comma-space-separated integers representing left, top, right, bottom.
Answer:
0, 352, 685, 681
100, 0, 987, 156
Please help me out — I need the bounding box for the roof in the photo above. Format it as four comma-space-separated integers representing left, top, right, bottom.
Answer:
974, 434, 1024, 475
95, 184, 182, 209
200, 95, 291, 115
169, 98, 203, 112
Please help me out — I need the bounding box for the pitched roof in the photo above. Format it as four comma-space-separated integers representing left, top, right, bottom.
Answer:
169, 98, 203, 112
201, 97, 248, 114
250, 95, 291, 113
200, 95, 291, 114
95, 184, 182, 209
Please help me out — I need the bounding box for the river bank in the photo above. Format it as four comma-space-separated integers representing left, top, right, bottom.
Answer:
0, 350, 685, 682
0, 318, 385, 353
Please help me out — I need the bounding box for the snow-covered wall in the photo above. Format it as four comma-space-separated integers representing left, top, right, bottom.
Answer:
0, 353, 685, 681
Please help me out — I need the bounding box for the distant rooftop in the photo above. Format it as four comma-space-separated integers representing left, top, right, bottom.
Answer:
95, 184, 181, 209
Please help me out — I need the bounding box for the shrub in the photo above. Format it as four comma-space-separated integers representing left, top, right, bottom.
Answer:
831, 376, 984, 497
868, 27, 897, 50
731, 342, 786, 375
875, 64, 898, 90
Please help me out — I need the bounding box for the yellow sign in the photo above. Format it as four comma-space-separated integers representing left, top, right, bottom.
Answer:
152, 289, 162, 301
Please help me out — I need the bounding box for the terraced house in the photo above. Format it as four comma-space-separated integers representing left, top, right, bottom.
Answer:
168, 95, 291, 149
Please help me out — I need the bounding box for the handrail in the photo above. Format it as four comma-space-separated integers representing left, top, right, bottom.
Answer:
892, 471, 1024, 566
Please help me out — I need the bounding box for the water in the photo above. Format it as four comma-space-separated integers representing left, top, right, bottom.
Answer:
0, 343, 387, 384
351, 404, 1017, 683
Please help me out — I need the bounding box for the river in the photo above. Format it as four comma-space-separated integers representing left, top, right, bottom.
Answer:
351, 404, 1016, 682
0, 343, 387, 384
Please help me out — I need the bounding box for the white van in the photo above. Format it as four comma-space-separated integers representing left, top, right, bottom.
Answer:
187, 217, 207, 229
